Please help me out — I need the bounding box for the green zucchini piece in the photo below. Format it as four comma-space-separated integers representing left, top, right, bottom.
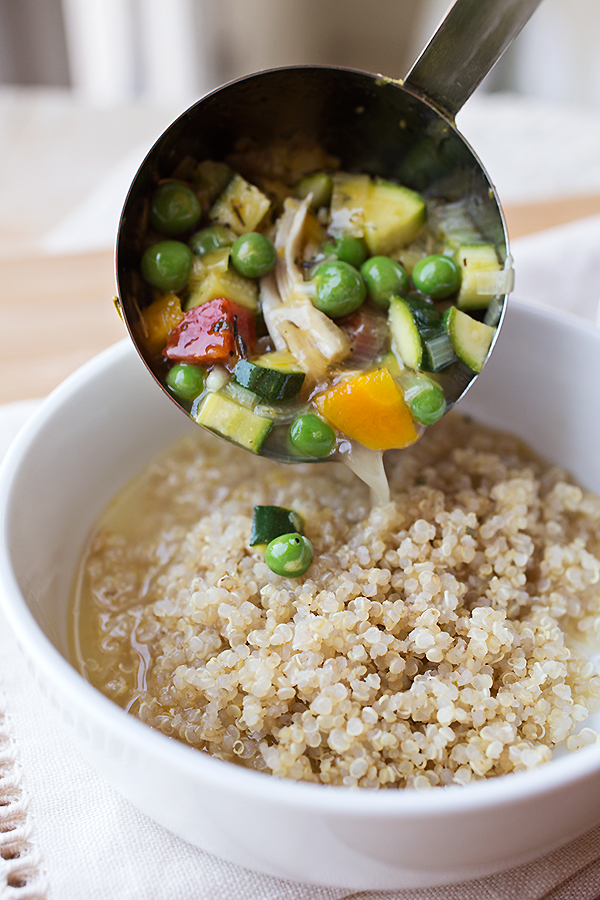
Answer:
389, 296, 449, 371
404, 296, 442, 328
363, 179, 426, 255
255, 350, 302, 370
443, 307, 495, 372
195, 391, 272, 452
329, 173, 370, 238
250, 506, 304, 547
233, 359, 305, 403
454, 244, 500, 309
185, 263, 259, 313
209, 174, 271, 236
388, 296, 422, 370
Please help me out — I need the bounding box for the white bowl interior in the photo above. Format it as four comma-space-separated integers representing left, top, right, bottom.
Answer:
2, 344, 194, 657
463, 301, 600, 494
2, 300, 600, 889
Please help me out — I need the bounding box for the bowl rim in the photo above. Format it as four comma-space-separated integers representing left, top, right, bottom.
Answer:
2, 298, 600, 817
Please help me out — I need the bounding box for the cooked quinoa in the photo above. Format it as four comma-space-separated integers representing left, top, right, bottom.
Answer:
75, 414, 600, 788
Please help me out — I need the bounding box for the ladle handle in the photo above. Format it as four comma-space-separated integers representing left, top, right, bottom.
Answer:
404, 0, 544, 120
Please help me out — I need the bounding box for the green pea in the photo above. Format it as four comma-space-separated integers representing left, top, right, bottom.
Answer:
312, 260, 366, 318
289, 414, 336, 458
231, 232, 277, 278
189, 225, 234, 256
412, 254, 460, 299
322, 235, 368, 269
140, 240, 193, 292
360, 256, 410, 308
165, 363, 205, 401
406, 381, 447, 425
150, 182, 201, 236
265, 533, 314, 577
295, 172, 333, 209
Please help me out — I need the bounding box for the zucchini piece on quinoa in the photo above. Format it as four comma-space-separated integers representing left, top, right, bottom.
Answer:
250, 506, 304, 547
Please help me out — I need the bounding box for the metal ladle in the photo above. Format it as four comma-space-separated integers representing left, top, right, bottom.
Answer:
116, 0, 543, 464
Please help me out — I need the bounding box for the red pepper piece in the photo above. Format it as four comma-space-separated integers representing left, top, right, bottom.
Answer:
163, 298, 256, 364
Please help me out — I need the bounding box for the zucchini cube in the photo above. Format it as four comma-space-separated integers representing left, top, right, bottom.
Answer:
210, 174, 271, 236
250, 506, 304, 546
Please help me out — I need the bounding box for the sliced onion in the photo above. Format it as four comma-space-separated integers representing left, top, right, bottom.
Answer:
337, 310, 389, 368
339, 440, 390, 506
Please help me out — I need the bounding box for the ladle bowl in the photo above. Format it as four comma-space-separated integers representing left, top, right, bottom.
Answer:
116, 0, 543, 463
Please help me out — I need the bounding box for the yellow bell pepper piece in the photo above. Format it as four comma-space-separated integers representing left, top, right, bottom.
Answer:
141, 293, 184, 355
314, 367, 418, 450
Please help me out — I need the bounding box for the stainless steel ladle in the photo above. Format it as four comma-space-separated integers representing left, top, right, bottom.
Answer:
116, 0, 543, 463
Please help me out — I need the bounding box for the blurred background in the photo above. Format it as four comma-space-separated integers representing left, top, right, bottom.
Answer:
0, 0, 600, 258
1, 0, 600, 260
3, 0, 600, 107
1, 0, 600, 401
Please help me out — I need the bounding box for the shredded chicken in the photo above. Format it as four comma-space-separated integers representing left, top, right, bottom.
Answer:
277, 320, 332, 378
274, 196, 308, 304
260, 273, 287, 352
260, 196, 350, 374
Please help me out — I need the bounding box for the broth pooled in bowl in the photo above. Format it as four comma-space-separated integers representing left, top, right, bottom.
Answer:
71, 413, 600, 788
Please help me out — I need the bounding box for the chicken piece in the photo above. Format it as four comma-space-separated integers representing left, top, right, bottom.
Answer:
260, 197, 350, 373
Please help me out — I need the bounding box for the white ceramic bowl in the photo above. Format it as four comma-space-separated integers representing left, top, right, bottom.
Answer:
2, 300, 600, 891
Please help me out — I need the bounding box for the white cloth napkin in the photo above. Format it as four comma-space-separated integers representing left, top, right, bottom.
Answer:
1, 216, 600, 900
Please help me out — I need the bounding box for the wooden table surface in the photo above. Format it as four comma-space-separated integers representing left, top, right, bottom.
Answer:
2, 193, 600, 405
